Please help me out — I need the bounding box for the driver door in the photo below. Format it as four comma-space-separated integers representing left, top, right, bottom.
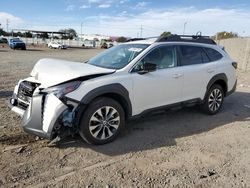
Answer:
131, 45, 184, 115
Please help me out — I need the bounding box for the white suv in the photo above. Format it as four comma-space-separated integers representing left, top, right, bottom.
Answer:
9, 35, 237, 145
48, 41, 67, 49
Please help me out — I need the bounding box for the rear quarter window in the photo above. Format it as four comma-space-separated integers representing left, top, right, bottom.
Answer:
179, 45, 209, 66
204, 47, 223, 62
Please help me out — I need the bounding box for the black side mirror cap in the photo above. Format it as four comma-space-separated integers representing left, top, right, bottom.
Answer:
138, 62, 156, 74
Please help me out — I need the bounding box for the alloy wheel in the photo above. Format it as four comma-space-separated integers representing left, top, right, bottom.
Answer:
89, 106, 120, 140
208, 88, 223, 112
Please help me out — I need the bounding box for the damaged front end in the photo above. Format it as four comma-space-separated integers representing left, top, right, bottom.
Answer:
9, 79, 82, 140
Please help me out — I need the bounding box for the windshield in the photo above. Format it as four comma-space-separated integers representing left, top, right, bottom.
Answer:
11, 38, 22, 42
88, 43, 150, 69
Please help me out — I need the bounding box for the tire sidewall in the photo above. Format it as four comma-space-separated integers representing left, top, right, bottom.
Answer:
79, 97, 125, 145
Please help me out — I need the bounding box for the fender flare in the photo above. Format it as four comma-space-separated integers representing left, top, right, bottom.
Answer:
206, 73, 228, 96
80, 83, 132, 118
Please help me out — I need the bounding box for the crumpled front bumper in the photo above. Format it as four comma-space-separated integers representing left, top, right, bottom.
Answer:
10, 92, 68, 139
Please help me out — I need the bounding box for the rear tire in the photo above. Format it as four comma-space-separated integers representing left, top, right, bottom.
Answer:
201, 84, 224, 115
79, 97, 125, 145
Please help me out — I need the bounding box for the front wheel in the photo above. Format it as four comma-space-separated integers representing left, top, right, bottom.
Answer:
201, 84, 224, 115
79, 97, 125, 145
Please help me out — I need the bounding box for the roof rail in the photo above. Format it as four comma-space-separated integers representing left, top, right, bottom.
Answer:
126, 38, 146, 42
156, 34, 216, 45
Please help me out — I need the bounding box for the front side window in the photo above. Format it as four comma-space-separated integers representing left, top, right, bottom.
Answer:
179, 45, 209, 66
133, 45, 177, 71
88, 43, 149, 69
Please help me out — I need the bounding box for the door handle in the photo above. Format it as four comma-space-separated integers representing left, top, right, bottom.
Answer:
207, 69, 215, 73
172, 73, 183, 78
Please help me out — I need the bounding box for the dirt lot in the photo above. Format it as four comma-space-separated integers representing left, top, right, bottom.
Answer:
0, 47, 250, 188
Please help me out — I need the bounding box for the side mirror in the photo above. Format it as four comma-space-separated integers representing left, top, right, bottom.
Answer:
138, 62, 157, 75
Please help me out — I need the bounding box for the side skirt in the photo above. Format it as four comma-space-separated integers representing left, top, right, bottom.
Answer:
129, 98, 202, 120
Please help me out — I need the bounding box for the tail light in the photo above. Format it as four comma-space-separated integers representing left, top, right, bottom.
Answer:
232, 62, 237, 69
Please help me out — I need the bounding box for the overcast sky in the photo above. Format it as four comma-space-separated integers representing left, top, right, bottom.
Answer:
1, 0, 250, 37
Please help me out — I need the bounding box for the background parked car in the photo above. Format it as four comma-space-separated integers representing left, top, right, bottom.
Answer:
0, 37, 8, 44
48, 41, 68, 49
8, 38, 26, 50
82, 40, 96, 48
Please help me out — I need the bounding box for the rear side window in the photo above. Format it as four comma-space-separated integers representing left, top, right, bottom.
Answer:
179, 46, 209, 66
204, 47, 223, 62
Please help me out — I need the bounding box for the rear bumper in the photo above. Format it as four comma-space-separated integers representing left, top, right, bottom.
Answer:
12, 43, 26, 49
226, 79, 237, 97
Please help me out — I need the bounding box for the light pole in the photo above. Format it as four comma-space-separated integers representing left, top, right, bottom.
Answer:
81, 22, 83, 41
183, 22, 187, 35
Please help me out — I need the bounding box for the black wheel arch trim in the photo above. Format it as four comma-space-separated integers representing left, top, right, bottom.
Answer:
206, 73, 228, 95
80, 83, 132, 119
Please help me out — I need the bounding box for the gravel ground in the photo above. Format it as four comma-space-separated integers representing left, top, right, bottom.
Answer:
0, 46, 250, 188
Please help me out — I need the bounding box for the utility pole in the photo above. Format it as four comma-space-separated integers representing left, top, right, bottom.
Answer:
183, 22, 187, 35
140, 25, 143, 38
6, 19, 9, 33
81, 22, 83, 41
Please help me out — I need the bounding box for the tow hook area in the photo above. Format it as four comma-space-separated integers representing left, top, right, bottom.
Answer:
48, 105, 77, 146
62, 106, 75, 127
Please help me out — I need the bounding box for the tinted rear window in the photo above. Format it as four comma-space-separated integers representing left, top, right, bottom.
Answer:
179, 46, 209, 66
204, 47, 223, 62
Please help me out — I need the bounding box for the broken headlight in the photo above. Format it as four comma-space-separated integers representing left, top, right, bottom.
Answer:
42, 81, 81, 99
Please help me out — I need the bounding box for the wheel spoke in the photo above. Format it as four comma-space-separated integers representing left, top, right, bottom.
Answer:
109, 123, 119, 129
107, 108, 117, 120
105, 106, 111, 117
209, 102, 213, 109
96, 109, 104, 119
90, 116, 101, 123
89, 124, 102, 131
215, 102, 220, 109
93, 126, 103, 138
106, 126, 113, 137
213, 103, 217, 110
101, 128, 106, 139
110, 116, 120, 122
208, 97, 214, 102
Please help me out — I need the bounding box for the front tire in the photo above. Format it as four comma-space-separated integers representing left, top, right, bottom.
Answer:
201, 84, 224, 115
79, 97, 125, 145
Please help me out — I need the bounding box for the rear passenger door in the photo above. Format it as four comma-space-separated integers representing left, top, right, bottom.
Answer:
178, 45, 217, 101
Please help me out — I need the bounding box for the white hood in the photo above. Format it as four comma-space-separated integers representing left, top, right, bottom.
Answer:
30, 58, 115, 87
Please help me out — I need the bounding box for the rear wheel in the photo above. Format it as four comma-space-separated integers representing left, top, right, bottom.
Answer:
79, 97, 125, 145
201, 84, 224, 115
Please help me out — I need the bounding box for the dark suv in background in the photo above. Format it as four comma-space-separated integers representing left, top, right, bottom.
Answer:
8, 38, 26, 50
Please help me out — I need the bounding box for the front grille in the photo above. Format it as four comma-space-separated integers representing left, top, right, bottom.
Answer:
17, 81, 40, 109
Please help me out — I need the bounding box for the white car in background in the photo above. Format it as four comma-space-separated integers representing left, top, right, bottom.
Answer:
48, 41, 68, 49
